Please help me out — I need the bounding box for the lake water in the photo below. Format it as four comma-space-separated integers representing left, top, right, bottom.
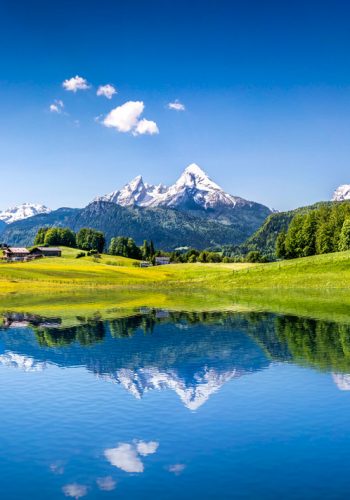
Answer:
1, 308, 350, 499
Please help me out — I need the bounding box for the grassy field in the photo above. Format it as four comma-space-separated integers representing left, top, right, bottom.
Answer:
1, 246, 350, 292
1, 247, 350, 323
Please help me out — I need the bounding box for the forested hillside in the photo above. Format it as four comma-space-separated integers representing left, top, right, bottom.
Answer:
240, 202, 334, 258
1, 201, 267, 250
276, 201, 350, 258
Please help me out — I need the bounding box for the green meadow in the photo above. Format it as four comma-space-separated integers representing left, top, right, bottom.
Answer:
1, 247, 350, 325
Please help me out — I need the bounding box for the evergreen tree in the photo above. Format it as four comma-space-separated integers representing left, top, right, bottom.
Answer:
109, 236, 141, 259
141, 240, 150, 260
44, 227, 62, 246
34, 227, 49, 245
76, 228, 105, 253
275, 230, 287, 258
149, 240, 155, 257
284, 215, 305, 258
301, 211, 317, 256
59, 228, 76, 247
339, 218, 350, 251
315, 221, 333, 254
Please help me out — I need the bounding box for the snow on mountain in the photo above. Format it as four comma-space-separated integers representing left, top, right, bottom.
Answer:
332, 184, 350, 202
95, 175, 167, 206
0, 352, 47, 372
99, 366, 241, 410
94, 163, 251, 211
0, 203, 52, 224
332, 373, 350, 390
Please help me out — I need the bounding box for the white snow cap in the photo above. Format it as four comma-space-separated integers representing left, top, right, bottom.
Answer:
93, 163, 245, 210
0, 203, 51, 224
332, 184, 350, 202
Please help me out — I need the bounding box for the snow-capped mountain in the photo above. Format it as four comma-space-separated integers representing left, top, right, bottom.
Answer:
332, 184, 350, 202
94, 163, 255, 211
96, 175, 167, 206
0, 203, 52, 224
0, 352, 47, 372
332, 373, 350, 390
100, 366, 241, 410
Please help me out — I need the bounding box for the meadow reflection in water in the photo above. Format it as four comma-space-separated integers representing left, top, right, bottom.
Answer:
1, 309, 350, 498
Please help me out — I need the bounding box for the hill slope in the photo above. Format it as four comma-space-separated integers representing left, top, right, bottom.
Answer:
69, 201, 256, 249
240, 201, 335, 257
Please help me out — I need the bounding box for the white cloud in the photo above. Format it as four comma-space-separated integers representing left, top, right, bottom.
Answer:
104, 440, 159, 473
103, 100, 144, 132
50, 461, 64, 475
103, 101, 159, 135
168, 100, 185, 111
136, 440, 159, 456
62, 75, 90, 92
97, 84, 117, 99
96, 476, 116, 491
104, 443, 144, 473
133, 118, 159, 136
62, 483, 88, 499
167, 463, 186, 474
49, 99, 64, 113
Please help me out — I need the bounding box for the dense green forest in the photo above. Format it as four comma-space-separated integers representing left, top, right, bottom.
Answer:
276, 202, 350, 259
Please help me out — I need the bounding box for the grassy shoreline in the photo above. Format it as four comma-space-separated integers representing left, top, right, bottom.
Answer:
1, 247, 350, 324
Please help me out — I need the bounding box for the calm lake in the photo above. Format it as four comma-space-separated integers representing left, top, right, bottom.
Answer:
1, 308, 350, 499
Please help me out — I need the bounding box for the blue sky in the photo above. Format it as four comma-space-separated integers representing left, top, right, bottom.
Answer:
1, 0, 350, 211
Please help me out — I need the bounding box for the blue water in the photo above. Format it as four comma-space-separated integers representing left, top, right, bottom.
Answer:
1, 310, 350, 499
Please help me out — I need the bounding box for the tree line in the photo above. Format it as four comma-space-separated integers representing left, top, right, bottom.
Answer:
276, 203, 350, 259
34, 227, 105, 253
33, 228, 261, 263
108, 237, 156, 261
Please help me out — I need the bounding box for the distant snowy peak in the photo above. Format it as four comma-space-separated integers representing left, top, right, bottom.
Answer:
0, 203, 52, 224
94, 163, 250, 210
100, 366, 240, 410
95, 175, 167, 207
332, 184, 350, 202
152, 163, 243, 210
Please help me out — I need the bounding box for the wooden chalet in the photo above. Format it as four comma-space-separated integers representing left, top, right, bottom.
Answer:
155, 256, 171, 265
34, 247, 62, 257
3, 247, 31, 261
2, 246, 62, 261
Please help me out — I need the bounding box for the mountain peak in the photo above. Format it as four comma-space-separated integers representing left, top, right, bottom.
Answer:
93, 163, 266, 212
332, 184, 350, 202
0, 203, 51, 224
183, 163, 207, 176
128, 174, 144, 187
175, 163, 222, 193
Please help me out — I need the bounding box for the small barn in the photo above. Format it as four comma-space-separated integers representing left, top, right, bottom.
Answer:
35, 247, 62, 257
155, 256, 171, 266
3, 247, 30, 261
140, 261, 152, 268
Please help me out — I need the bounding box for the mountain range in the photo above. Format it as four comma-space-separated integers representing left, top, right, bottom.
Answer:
0, 164, 272, 249
95, 163, 254, 211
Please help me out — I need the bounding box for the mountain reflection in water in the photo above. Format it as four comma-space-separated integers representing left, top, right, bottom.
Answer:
2, 309, 350, 409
